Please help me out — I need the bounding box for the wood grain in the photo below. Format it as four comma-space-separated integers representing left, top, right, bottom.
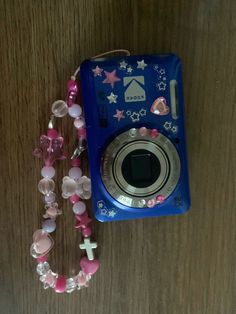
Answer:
0, 0, 236, 313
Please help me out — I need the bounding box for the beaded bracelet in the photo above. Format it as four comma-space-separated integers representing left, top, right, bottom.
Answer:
30, 70, 99, 293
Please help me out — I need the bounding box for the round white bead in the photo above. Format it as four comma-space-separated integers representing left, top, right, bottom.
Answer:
68, 104, 82, 118
72, 201, 86, 215
51, 100, 68, 117
42, 219, 56, 233
41, 166, 56, 178
74, 117, 85, 129
69, 167, 82, 180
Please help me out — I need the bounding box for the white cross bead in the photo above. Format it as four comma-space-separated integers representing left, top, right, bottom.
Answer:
79, 238, 98, 261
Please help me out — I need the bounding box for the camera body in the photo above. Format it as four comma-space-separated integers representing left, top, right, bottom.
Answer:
80, 54, 190, 221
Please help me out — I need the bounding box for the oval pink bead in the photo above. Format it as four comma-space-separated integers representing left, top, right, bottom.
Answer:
69, 194, 80, 204
37, 255, 47, 263
47, 129, 58, 139
156, 194, 165, 203
69, 167, 82, 180
80, 257, 100, 275
41, 166, 55, 179
77, 128, 86, 138
72, 201, 86, 215
82, 227, 92, 237
74, 117, 85, 129
68, 104, 82, 118
150, 129, 159, 138
67, 79, 78, 93
71, 157, 81, 167
55, 276, 66, 293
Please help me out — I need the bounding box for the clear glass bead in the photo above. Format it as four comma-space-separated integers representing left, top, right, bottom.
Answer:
66, 278, 77, 293
51, 100, 68, 117
39, 270, 58, 289
38, 178, 55, 195
36, 262, 50, 275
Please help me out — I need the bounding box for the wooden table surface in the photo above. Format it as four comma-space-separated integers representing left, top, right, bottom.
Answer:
1, 1, 236, 313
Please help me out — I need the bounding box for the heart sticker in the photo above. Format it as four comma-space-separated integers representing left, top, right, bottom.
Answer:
150, 97, 169, 115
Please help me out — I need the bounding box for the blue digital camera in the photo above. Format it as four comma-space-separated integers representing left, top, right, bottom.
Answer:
80, 54, 190, 221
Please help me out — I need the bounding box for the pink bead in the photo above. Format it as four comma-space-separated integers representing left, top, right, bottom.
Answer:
77, 128, 86, 139
35, 238, 52, 254
71, 157, 81, 167
147, 199, 156, 208
156, 194, 165, 203
54, 276, 66, 293
139, 127, 148, 136
150, 129, 159, 138
67, 79, 78, 93
68, 104, 82, 118
69, 194, 80, 204
47, 129, 58, 139
77, 273, 87, 286
37, 255, 47, 263
74, 117, 85, 129
41, 166, 55, 178
82, 227, 92, 237
80, 257, 100, 275
44, 192, 56, 203
72, 201, 86, 215
69, 167, 82, 180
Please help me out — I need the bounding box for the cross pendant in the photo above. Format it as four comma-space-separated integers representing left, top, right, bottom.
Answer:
79, 238, 97, 260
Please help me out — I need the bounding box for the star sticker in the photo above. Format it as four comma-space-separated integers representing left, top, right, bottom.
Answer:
97, 201, 105, 209
157, 81, 166, 91
154, 65, 159, 71
92, 66, 103, 77
75, 212, 92, 229
119, 60, 127, 69
164, 121, 172, 130
127, 66, 133, 73
130, 112, 140, 122
159, 68, 165, 75
137, 60, 147, 70
103, 70, 121, 88
108, 209, 116, 218
113, 109, 125, 122
107, 92, 118, 104
171, 126, 178, 133
100, 208, 107, 215
139, 108, 146, 116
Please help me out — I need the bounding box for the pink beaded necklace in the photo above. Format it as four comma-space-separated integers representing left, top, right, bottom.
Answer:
30, 50, 130, 293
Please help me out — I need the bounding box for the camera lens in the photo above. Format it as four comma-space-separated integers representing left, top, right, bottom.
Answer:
101, 128, 180, 208
121, 149, 161, 188
113, 140, 170, 197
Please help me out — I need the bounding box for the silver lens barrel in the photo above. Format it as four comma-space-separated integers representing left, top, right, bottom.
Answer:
101, 128, 181, 208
